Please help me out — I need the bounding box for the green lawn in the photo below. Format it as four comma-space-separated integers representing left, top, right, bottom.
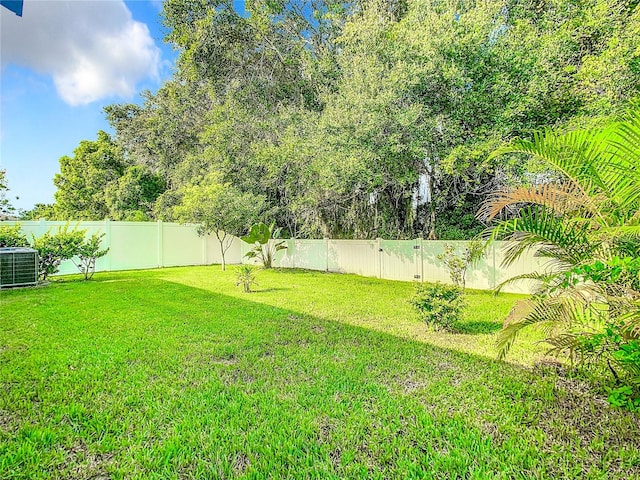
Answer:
1, 267, 638, 479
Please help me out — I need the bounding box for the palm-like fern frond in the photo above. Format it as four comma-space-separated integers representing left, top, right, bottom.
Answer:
603, 113, 640, 210
479, 182, 602, 223
498, 293, 607, 360
493, 270, 559, 295
617, 307, 640, 340
489, 127, 607, 200
598, 225, 640, 238
489, 207, 595, 268
546, 331, 602, 364
497, 299, 567, 360
489, 114, 640, 225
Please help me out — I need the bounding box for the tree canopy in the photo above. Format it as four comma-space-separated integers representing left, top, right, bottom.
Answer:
53, 131, 128, 220
49, 131, 166, 221
35, 0, 640, 239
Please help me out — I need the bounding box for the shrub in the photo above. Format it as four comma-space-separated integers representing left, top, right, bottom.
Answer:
608, 336, 640, 411
608, 385, 640, 412
613, 340, 640, 384
72, 233, 109, 280
436, 239, 484, 290
410, 282, 465, 330
551, 258, 640, 407
235, 264, 258, 293
32, 225, 85, 281
0, 224, 29, 247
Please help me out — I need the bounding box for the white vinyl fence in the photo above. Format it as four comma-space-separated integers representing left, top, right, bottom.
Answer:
269, 238, 546, 294
5, 220, 546, 293
6, 220, 243, 276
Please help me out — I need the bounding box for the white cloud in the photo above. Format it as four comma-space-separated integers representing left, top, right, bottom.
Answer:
1, 0, 161, 105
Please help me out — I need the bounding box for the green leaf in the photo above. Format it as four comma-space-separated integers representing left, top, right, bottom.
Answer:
241, 222, 271, 245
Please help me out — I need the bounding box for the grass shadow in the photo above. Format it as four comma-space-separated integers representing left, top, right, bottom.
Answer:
253, 287, 291, 293
453, 320, 503, 335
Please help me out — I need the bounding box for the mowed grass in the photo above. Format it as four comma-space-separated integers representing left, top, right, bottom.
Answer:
1, 267, 639, 479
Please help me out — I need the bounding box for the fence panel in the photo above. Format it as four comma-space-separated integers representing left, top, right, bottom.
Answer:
420, 241, 453, 285
9, 220, 109, 275
328, 239, 378, 277
3, 220, 245, 275
465, 245, 496, 291
162, 223, 203, 267
419, 240, 542, 293
277, 240, 327, 270
207, 235, 242, 266
424, 240, 496, 291
493, 242, 547, 294
109, 222, 159, 271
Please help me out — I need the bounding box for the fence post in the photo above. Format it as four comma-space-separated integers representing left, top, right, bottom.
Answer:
492, 241, 497, 290
415, 237, 424, 282
104, 219, 112, 271
38, 218, 47, 236
325, 237, 329, 272
377, 237, 382, 279
157, 220, 163, 268
202, 231, 207, 265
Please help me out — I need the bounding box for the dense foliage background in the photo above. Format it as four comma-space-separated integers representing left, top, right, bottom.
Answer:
25, 0, 640, 239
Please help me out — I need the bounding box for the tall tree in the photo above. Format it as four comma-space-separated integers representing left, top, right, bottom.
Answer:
301, 0, 523, 238
21, 204, 57, 220
54, 131, 127, 220
163, 0, 350, 108
104, 80, 213, 183
105, 166, 166, 221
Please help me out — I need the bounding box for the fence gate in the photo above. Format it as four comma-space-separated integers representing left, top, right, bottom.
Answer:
380, 239, 421, 282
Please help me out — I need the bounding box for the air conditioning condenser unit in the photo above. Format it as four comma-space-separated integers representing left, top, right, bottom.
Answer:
0, 247, 38, 288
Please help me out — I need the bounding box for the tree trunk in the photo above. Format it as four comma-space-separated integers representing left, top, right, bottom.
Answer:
220, 242, 226, 271
216, 231, 227, 271
428, 203, 437, 240
426, 161, 437, 240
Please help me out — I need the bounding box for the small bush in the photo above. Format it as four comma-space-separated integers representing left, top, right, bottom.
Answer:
235, 264, 258, 293
557, 259, 640, 409
410, 282, 465, 330
72, 233, 109, 280
608, 339, 640, 410
613, 339, 640, 380
608, 385, 640, 412
0, 224, 29, 247
436, 239, 484, 290
32, 226, 85, 281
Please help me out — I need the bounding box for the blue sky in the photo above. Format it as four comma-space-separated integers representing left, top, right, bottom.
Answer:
1, 0, 240, 211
